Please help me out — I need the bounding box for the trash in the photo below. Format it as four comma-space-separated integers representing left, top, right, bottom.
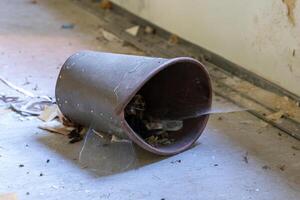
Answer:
0, 76, 35, 97
39, 104, 59, 122
162, 120, 183, 131
125, 25, 140, 36
61, 23, 75, 29
144, 25, 155, 34
168, 34, 179, 45
125, 94, 146, 117
145, 120, 183, 132
100, 0, 112, 10
145, 121, 163, 130
38, 120, 75, 136
0, 193, 18, 200
68, 127, 86, 143
0, 95, 20, 103
111, 134, 130, 143
145, 134, 175, 147
101, 29, 122, 42
266, 111, 285, 122
56, 51, 212, 155
10, 97, 53, 116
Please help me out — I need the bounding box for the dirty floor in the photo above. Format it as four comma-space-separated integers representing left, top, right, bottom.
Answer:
0, 0, 300, 199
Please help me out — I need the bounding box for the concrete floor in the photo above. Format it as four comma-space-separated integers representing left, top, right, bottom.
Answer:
0, 0, 300, 199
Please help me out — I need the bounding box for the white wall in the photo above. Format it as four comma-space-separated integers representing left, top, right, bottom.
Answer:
111, 0, 300, 97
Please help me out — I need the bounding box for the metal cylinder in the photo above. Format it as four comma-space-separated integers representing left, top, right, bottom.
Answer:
55, 51, 212, 155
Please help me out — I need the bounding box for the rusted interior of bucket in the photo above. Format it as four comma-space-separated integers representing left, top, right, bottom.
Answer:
124, 61, 211, 150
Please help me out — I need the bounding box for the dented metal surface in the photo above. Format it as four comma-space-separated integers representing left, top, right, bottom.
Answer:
55, 51, 212, 155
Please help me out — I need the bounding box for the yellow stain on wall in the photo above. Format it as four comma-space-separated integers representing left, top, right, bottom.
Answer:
282, 0, 297, 26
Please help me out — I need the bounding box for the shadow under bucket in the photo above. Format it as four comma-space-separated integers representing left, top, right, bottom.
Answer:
55, 51, 212, 155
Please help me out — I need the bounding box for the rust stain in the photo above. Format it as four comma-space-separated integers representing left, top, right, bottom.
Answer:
282, 0, 297, 26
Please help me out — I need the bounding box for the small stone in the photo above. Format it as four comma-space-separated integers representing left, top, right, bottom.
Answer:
19, 164, 24, 168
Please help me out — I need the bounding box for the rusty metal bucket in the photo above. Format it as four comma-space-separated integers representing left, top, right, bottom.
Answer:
55, 51, 212, 155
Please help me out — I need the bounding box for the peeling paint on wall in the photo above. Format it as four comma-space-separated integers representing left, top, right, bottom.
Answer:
282, 0, 297, 26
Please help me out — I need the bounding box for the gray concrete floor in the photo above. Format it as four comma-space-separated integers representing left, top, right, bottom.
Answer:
0, 0, 300, 199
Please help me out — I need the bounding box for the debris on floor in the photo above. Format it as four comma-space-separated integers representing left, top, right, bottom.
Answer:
125, 25, 140, 36
266, 111, 285, 122
38, 104, 59, 122
101, 29, 123, 43
61, 23, 75, 29
0, 94, 20, 103
144, 25, 155, 34
38, 120, 75, 136
124, 94, 180, 147
168, 34, 179, 45
99, 0, 112, 10
68, 127, 86, 143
